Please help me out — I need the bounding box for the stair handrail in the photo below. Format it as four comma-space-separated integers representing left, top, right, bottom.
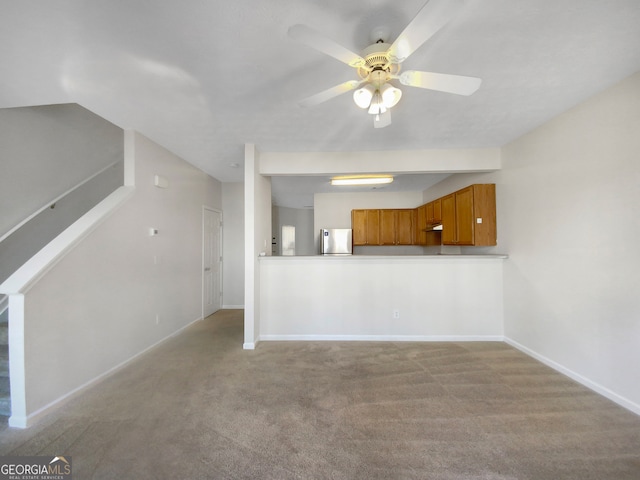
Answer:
0, 159, 123, 244
0, 185, 134, 296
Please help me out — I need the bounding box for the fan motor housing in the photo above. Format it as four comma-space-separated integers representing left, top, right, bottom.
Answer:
357, 42, 400, 83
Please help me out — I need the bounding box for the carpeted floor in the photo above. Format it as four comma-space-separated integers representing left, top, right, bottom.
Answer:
1, 309, 639, 479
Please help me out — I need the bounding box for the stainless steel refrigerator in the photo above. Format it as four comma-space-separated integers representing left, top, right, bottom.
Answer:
320, 228, 353, 255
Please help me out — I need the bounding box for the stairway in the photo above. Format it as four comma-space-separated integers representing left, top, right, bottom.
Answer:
0, 307, 9, 417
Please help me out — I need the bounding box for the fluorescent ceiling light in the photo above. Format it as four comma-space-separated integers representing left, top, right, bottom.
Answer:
331, 175, 394, 186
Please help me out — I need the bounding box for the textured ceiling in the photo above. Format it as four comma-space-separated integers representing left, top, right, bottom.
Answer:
2, 0, 640, 199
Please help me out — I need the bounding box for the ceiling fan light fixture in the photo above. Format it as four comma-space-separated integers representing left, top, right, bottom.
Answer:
353, 84, 375, 109
380, 83, 402, 108
331, 175, 394, 186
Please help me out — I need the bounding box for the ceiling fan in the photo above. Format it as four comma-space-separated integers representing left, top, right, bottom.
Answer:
288, 0, 481, 128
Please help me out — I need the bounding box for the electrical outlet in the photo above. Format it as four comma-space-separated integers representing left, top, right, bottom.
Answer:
393, 309, 400, 319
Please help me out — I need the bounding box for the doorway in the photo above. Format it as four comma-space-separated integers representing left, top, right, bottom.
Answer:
203, 207, 222, 318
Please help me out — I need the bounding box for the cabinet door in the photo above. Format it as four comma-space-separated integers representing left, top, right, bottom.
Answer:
379, 209, 396, 245
366, 209, 380, 245
471, 184, 497, 246
441, 194, 457, 245
425, 202, 434, 225
432, 198, 442, 224
416, 205, 427, 245
351, 210, 367, 246
455, 186, 475, 245
396, 209, 415, 245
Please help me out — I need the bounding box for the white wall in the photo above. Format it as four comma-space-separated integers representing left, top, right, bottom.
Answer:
260, 148, 501, 176
423, 72, 640, 413
260, 256, 504, 340
222, 182, 244, 308
0, 104, 124, 237
7, 131, 221, 425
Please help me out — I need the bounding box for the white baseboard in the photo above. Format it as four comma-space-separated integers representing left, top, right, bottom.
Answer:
259, 334, 505, 342
504, 337, 640, 417
243, 342, 256, 350
222, 305, 244, 309
9, 315, 203, 429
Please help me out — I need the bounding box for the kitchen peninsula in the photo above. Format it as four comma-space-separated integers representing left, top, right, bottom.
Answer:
258, 253, 506, 342
258, 183, 505, 343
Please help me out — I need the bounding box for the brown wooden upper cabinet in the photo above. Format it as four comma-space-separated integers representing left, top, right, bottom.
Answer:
353, 208, 413, 246
415, 199, 443, 246
441, 184, 496, 246
380, 209, 415, 245
415, 204, 427, 245
352, 209, 380, 246
426, 198, 442, 226
352, 184, 495, 248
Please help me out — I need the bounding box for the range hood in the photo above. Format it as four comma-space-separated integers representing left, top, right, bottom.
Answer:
424, 223, 443, 232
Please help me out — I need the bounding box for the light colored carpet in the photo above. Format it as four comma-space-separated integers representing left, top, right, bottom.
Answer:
1, 309, 639, 479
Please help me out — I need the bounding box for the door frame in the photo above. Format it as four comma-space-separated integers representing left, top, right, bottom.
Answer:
202, 206, 223, 319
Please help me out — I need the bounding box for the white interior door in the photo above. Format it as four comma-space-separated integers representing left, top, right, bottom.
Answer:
203, 208, 222, 317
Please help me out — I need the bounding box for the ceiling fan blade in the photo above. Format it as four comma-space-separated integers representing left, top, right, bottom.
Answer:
288, 24, 366, 68
299, 80, 364, 107
387, 0, 467, 64
398, 70, 481, 96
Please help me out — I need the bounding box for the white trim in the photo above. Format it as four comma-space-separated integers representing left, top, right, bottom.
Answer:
243, 342, 256, 350
505, 337, 640, 417
222, 304, 244, 309
9, 315, 203, 428
260, 335, 505, 342
0, 159, 123, 244
7, 294, 26, 427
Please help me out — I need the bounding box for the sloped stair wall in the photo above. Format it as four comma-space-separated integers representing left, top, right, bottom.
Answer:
0, 103, 125, 422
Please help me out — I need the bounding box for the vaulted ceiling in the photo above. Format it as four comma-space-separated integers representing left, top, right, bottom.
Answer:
2, 0, 639, 194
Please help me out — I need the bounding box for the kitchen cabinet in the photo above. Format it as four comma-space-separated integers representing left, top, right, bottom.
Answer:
351, 209, 380, 246
426, 198, 442, 225
379, 209, 415, 245
352, 209, 366, 245
397, 209, 416, 245
441, 184, 496, 246
415, 204, 427, 245
416, 200, 443, 246
352, 208, 413, 246
352, 184, 495, 249
394, 208, 416, 245
380, 209, 396, 245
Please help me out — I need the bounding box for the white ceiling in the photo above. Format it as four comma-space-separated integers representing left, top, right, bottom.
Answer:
2, 0, 640, 205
